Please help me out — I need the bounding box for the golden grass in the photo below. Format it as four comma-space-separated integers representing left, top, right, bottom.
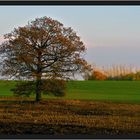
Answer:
0, 98, 139, 135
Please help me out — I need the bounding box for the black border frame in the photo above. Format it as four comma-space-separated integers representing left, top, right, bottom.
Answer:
0, 1, 140, 139
0, 1, 140, 5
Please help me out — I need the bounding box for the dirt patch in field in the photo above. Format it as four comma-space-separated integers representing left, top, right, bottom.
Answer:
0, 98, 139, 136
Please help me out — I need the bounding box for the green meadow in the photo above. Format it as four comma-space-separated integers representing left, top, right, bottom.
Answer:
0, 80, 140, 104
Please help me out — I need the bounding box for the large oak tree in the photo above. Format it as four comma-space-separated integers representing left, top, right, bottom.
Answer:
0, 16, 89, 102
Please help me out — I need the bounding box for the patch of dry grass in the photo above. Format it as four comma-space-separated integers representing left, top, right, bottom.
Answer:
0, 98, 139, 135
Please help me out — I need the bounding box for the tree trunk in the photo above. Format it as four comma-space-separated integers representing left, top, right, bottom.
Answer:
35, 77, 42, 102
36, 50, 42, 102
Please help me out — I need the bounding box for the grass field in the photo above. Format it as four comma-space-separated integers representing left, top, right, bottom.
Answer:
0, 80, 140, 103
67, 81, 140, 103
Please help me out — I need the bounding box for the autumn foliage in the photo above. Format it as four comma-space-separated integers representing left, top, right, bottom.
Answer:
0, 16, 89, 101
91, 70, 107, 80
83, 65, 140, 81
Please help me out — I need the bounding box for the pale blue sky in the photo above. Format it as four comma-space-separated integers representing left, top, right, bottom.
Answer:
0, 6, 140, 67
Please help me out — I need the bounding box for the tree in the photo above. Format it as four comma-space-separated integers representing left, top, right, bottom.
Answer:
84, 69, 107, 80
92, 70, 107, 80
0, 16, 89, 102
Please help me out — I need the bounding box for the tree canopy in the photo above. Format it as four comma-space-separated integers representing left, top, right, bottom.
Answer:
0, 16, 90, 101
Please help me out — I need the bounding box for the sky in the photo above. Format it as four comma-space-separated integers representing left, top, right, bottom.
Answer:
0, 6, 140, 69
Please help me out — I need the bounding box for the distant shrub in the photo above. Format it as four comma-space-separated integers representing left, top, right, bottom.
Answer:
84, 70, 107, 81
91, 70, 107, 80
107, 72, 140, 81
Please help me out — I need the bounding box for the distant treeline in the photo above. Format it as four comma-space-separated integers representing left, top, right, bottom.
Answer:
83, 64, 140, 81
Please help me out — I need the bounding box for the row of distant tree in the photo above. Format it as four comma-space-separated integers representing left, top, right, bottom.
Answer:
83, 65, 140, 81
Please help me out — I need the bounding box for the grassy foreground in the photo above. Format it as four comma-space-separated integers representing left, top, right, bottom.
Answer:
0, 98, 139, 135
0, 80, 140, 103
